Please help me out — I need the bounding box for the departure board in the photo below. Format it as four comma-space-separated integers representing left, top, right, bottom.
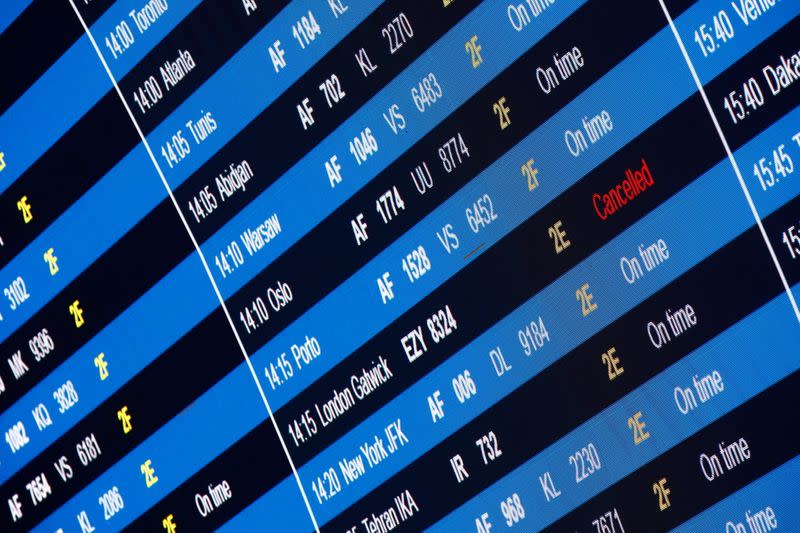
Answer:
1, 0, 799, 531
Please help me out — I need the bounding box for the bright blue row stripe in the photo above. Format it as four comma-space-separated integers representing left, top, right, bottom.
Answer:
0, 0, 382, 343
217, 478, 317, 533
0, 0, 34, 36
430, 288, 800, 531
224, 475, 316, 533
672, 0, 796, 85
0, 0, 202, 195
670, 454, 800, 532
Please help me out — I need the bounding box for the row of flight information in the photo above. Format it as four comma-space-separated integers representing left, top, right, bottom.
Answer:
0, 0, 799, 531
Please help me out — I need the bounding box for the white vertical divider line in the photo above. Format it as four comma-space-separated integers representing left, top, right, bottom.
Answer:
658, 0, 800, 324
67, 2, 321, 529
